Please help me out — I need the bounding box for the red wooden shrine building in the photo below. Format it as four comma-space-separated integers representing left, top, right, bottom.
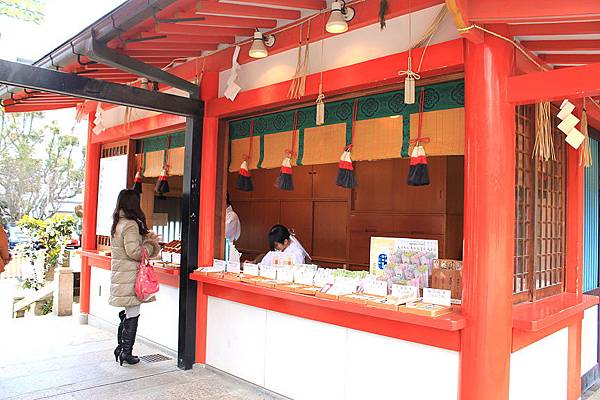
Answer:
1, 1, 600, 399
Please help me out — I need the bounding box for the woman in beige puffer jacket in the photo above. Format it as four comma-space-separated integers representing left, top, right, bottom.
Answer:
110, 189, 160, 366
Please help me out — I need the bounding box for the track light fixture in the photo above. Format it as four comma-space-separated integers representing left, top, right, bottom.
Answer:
249, 29, 275, 59
326, 1, 355, 34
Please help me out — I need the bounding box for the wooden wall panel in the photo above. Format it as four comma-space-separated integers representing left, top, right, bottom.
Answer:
280, 200, 313, 254
313, 201, 348, 261
312, 164, 348, 200
276, 165, 313, 200
392, 157, 447, 213
353, 159, 395, 211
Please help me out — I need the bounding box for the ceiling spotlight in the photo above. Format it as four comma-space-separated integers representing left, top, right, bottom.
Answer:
326, 1, 355, 34
249, 30, 275, 59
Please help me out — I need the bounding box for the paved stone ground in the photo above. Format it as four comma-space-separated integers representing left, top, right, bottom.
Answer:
0, 314, 286, 400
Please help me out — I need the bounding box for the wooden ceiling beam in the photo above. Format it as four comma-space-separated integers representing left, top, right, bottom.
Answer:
469, 0, 600, 23
195, 1, 301, 20
120, 42, 218, 51
139, 32, 235, 44
224, 0, 325, 11
539, 54, 600, 65
174, 13, 278, 29
521, 39, 600, 52
153, 23, 255, 37
509, 21, 600, 36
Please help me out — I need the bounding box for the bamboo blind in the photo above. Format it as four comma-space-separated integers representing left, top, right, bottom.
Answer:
262, 130, 300, 169
229, 136, 261, 172
352, 117, 404, 161
409, 108, 465, 156
301, 123, 346, 165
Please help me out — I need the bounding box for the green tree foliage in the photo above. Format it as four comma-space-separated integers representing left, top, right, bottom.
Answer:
0, 110, 84, 222
0, 0, 45, 24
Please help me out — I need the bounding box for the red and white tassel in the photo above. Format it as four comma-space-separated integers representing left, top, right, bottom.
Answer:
407, 145, 430, 186
275, 154, 294, 191
155, 167, 170, 197
336, 149, 356, 189
132, 171, 143, 194
236, 159, 253, 192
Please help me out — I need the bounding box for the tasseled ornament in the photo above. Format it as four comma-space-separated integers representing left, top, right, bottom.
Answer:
155, 167, 170, 197
132, 171, 143, 194
236, 159, 254, 192
275, 155, 294, 191
407, 145, 430, 186
316, 93, 325, 126
336, 149, 356, 189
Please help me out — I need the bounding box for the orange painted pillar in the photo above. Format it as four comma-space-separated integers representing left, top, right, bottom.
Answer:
80, 112, 101, 316
566, 145, 585, 400
198, 71, 219, 267
460, 34, 515, 400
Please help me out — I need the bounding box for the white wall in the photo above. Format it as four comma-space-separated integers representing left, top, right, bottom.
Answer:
509, 328, 569, 400
89, 266, 179, 351
206, 296, 459, 400
218, 4, 458, 97
582, 306, 598, 375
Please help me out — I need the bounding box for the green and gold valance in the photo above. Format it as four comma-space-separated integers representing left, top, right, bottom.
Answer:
229, 80, 465, 171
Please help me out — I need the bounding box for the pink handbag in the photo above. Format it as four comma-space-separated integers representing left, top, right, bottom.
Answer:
135, 247, 159, 301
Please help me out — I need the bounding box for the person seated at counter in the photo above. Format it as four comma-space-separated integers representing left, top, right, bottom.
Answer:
260, 224, 310, 266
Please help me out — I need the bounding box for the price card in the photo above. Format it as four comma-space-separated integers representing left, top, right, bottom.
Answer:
295, 268, 316, 285
329, 277, 359, 295
277, 267, 294, 283
212, 259, 227, 272
161, 251, 172, 263
227, 261, 241, 274
363, 279, 388, 297
243, 262, 259, 276
391, 284, 418, 301
423, 288, 452, 306
260, 264, 277, 280
314, 268, 334, 287
171, 253, 181, 265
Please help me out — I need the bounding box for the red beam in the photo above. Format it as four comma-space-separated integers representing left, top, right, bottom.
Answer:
121, 50, 204, 58
195, 1, 301, 20
539, 53, 600, 65
1, 103, 80, 113
509, 21, 600, 36
228, 0, 325, 11
153, 23, 255, 37
206, 38, 464, 117
91, 113, 186, 144
469, 0, 600, 23
121, 42, 218, 51
190, 0, 444, 72
175, 13, 277, 29
445, 0, 484, 43
140, 32, 235, 44
521, 40, 600, 52
508, 63, 600, 104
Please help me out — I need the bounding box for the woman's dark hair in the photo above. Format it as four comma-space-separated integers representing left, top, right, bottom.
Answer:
111, 189, 149, 237
226, 192, 231, 206
268, 224, 290, 251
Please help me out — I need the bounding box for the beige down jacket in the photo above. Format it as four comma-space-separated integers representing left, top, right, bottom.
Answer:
109, 216, 160, 308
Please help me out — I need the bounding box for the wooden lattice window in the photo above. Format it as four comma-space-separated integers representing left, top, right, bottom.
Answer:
513, 105, 567, 303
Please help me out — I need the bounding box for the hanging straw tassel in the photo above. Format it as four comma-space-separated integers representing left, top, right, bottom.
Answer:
533, 101, 555, 162
379, 0, 389, 30
336, 147, 356, 189
407, 88, 430, 186
275, 153, 294, 191
580, 103, 593, 168
288, 21, 311, 100
236, 119, 255, 191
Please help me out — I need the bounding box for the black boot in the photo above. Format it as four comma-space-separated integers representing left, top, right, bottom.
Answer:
119, 315, 140, 366
114, 310, 126, 362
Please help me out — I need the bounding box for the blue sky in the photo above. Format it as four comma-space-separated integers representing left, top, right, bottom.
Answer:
0, 0, 125, 62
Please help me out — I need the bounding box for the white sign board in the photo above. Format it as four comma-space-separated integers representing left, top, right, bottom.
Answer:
423, 288, 452, 307
96, 155, 128, 237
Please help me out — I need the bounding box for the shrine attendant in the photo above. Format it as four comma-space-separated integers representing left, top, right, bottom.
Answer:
260, 224, 310, 266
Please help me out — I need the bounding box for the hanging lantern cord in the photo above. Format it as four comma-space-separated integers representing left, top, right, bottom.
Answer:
244, 119, 255, 161
288, 111, 299, 157
346, 99, 359, 151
